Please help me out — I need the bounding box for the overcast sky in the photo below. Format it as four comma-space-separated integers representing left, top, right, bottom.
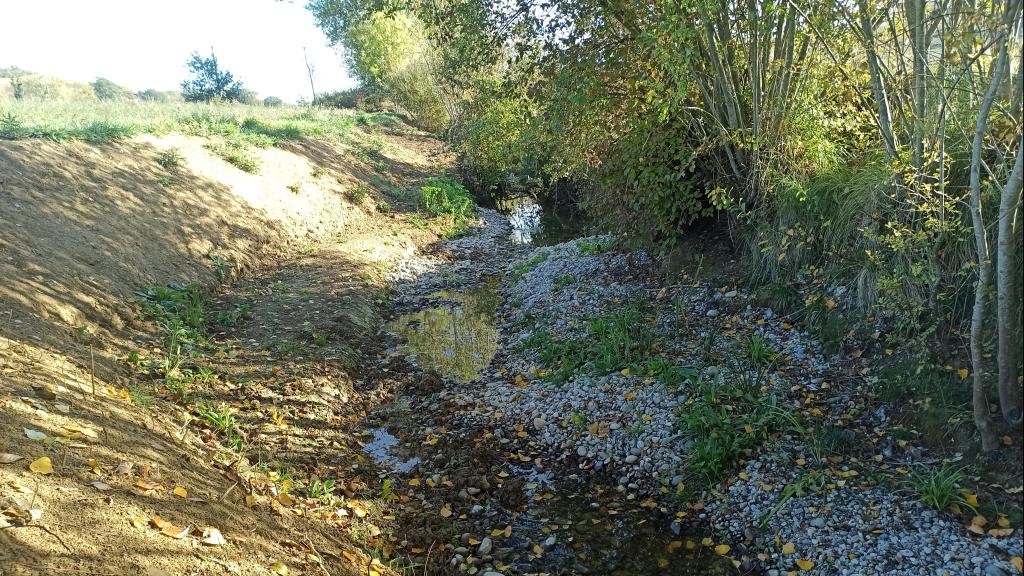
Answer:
0, 0, 357, 103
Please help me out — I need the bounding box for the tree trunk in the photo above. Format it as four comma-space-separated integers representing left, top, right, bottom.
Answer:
857, 0, 899, 160
997, 141, 1024, 425
968, 33, 1008, 452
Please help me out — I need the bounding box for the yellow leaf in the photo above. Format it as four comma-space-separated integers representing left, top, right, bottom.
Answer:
440, 504, 452, 518
971, 515, 988, 527
278, 493, 294, 506
532, 544, 543, 555
657, 558, 669, 568
714, 544, 730, 555
129, 516, 146, 528
29, 457, 53, 475
503, 525, 512, 537
782, 542, 796, 555
1010, 556, 1022, 573
795, 458, 806, 466
409, 478, 421, 486
796, 558, 815, 570
958, 368, 969, 380
738, 471, 749, 481
245, 495, 257, 507
173, 486, 188, 498
998, 515, 1011, 528
667, 540, 682, 552
621, 368, 631, 376
271, 562, 289, 575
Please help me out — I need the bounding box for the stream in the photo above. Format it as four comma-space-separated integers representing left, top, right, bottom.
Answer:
367, 197, 733, 575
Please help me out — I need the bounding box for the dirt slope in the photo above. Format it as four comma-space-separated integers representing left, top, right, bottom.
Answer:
0, 120, 451, 575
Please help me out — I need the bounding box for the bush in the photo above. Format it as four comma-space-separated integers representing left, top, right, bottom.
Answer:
314, 88, 368, 109
263, 96, 283, 107
92, 77, 128, 101
181, 50, 245, 103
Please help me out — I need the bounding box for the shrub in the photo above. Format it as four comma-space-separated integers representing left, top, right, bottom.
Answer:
181, 50, 245, 103
263, 96, 283, 107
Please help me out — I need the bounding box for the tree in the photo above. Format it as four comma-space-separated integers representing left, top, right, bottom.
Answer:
180, 50, 245, 102
263, 96, 284, 107
92, 77, 127, 101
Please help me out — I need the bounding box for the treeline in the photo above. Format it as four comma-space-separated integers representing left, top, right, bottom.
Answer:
311, 0, 1023, 446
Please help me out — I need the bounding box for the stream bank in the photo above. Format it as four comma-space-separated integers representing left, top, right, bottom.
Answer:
364, 203, 1023, 576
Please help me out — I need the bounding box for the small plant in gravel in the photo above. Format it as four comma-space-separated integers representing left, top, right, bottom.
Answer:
744, 332, 776, 365
553, 273, 575, 289
156, 147, 184, 168
576, 238, 612, 255
509, 250, 550, 282
204, 139, 261, 173
305, 477, 337, 500
679, 373, 799, 488
908, 463, 969, 512
196, 402, 245, 452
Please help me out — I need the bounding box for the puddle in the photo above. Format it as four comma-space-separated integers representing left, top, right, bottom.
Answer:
363, 427, 421, 473
496, 195, 588, 246
388, 278, 500, 382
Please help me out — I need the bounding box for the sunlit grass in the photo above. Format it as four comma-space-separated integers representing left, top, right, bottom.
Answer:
0, 99, 404, 143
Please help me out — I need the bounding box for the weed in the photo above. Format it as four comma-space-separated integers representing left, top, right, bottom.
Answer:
745, 332, 776, 365
641, 357, 697, 391
679, 374, 800, 487
376, 201, 392, 213
127, 384, 156, 407
196, 402, 244, 451
209, 255, 234, 284
554, 273, 575, 289
0, 112, 23, 139
760, 471, 826, 526
908, 463, 968, 512
158, 176, 176, 187
287, 182, 301, 194
311, 165, 326, 178
305, 477, 337, 500
520, 301, 654, 385
576, 238, 612, 255
421, 175, 476, 223
156, 147, 184, 168
510, 251, 550, 282
570, 411, 590, 427
346, 182, 370, 204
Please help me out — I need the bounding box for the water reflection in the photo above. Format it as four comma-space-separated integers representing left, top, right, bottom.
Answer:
363, 427, 421, 473
496, 196, 586, 246
388, 278, 500, 382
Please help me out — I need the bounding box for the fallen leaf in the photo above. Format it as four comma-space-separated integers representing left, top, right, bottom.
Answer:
440, 504, 452, 518
796, 558, 815, 570
0, 453, 24, 464
161, 524, 191, 539
29, 457, 53, 475
200, 527, 227, 545
24, 429, 46, 441
714, 544, 730, 555
173, 486, 188, 498
90, 481, 112, 491
963, 492, 980, 508
277, 493, 294, 506
130, 516, 146, 528
971, 515, 988, 528
114, 461, 133, 475
1010, 557, 1022, 573
987, 528, 1014, 537
782, 542, 796, 555
958, 368, 969, 380
270, 562, 289, 575
657, 558, 669, 568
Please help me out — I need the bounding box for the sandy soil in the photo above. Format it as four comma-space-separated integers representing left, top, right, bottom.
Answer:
0, 121, 452, 575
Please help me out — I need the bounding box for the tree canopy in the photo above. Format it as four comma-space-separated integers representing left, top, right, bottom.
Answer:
180, 50, 245, 103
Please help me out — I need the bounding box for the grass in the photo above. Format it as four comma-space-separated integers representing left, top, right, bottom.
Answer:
0, 99, 401, 143
744, 332, 776, 365
678, 372, 800, 488
907, 463, 968, 512
520, 300, 654, 385
510, 251, 551, 282
874, 358, 971, 447
156, 147, 184, 168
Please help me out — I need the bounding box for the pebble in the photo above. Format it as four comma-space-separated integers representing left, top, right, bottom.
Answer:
478, 537, 493, 555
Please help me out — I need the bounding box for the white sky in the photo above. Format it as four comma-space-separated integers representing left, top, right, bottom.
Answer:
0, 0, 357, 103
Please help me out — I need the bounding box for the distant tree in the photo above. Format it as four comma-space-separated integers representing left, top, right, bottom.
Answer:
92, 77, 127, 101
137, 89, 182, 103
180, 50, 244, 102
263, 96, 283, 107
237, 88, 260, 106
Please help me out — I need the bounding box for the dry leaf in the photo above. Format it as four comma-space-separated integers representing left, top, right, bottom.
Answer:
91, 481, 112, 491
114, 461, 133, 475
0, 453, 24, 464
29, 457, 53, 475
1010, 556, 1022, 573
24, 429, 46, 441
173, 486, 188, 498
130, 516, 146, 528
161, 524, 191, 539
782, 542, 796, 555
439, 504, 452, 518
277, 493, 294, 506
200, 527, 227, 546
796, 558, 816, 570
714, 544, 730, 555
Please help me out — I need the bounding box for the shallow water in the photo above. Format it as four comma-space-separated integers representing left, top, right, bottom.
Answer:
388, 278, 500, 382
363, 427, 421, 473
496, 196, 587, 246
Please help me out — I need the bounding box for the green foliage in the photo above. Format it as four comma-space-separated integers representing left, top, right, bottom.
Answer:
744, 332, 776, 365
263, 96, 283, 107
509, 251, 550, 282
181, 50, 245, 103
196, 402, 245, 452
205, 139, 261, 173
305, 477, 337, 500
135, 284, 209, 356
91, 77, 128, 101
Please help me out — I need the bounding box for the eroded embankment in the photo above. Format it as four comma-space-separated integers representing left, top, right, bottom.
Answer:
0, 118, 454, 576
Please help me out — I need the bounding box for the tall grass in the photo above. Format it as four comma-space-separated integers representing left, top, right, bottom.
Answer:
0, 99, 403, 143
